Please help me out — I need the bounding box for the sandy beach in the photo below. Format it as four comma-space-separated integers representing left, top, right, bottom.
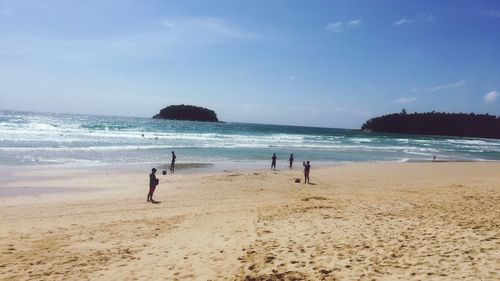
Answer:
0, 162, 499, 280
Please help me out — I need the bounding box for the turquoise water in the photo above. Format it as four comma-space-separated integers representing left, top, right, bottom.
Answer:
1, 110, 500, 168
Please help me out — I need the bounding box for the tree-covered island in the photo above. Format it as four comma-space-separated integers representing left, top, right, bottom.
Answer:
153, 105, 219, 122
361, 110, 500, 139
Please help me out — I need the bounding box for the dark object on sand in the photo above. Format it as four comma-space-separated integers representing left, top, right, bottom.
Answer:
153, 104, 219, 122
295, 178, 301, 183
162, 170, 167, 175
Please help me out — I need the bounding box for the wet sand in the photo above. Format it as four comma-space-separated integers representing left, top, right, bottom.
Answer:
0, 162, 499, 280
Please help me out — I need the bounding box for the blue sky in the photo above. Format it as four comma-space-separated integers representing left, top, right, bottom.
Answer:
1, 0, 499, 128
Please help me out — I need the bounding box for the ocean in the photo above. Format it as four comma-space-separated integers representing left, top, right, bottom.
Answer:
1, 110, 500, 170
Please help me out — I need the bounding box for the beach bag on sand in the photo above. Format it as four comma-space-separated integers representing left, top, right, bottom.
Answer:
295, 178, 301, 183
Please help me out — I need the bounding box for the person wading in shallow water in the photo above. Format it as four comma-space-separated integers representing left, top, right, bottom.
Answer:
289, 153, 294, 169
271, 153, 277, 170
303, 161, 311, 184
147, 168, 159, 203
170, 151, 176, 172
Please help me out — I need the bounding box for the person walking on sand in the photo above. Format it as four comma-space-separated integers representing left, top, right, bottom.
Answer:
170, 151, 176, 172
271, 153, 277, 170
289, 153, 294, 169
303, 161, 311, 184
147, 168, 159, 203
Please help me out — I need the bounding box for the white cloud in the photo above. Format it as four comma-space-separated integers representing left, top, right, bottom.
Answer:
326, 22, 342, 33
484, 90, 498, 103
160, 17, 256, 41
394, 97, 418, 104
482, 10, 500, 18
0, 16, 256, 62
427, 80, 466, 93
393, 17, 413, 26
326, 19, 362, 33
394, 13, 435, 26
347, 19, 362, 26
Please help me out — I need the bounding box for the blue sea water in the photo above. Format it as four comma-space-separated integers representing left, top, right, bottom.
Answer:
1, 110, 500, 169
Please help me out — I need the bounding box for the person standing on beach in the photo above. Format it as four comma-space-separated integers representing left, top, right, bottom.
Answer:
147, 168, 159, 202
303, 161, 311, 184
271, 153, 277, 170
170, 151, 176, 172
289, 153, 294, 169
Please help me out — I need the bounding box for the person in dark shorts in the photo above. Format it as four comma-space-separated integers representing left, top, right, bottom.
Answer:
289, 153, 294, 169
271, 153, 277, 170
170, 151, 176, 172
147, 168, 159, 202
303, 161, 311, 184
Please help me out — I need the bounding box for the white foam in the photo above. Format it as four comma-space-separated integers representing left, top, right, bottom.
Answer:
350, 138, 373, 143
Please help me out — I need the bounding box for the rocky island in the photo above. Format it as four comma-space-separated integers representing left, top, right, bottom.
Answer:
153, 104, 219, 122
362, 110, 500, 139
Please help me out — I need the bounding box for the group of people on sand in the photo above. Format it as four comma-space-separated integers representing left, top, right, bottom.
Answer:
271, 153, 311, 184
147, 151, 176, 203
147, 150, 312, 202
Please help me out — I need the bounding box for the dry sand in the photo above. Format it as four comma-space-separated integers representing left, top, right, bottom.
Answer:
0, 162, 499, 280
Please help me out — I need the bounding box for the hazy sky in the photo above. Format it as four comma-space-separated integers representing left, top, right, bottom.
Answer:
1, 0, 499, 128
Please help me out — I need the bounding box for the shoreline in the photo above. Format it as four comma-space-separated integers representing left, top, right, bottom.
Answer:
1, 157, 497, 172
0, 160, 498, 200
1, 159, 498, 199
0, 159, 495, 199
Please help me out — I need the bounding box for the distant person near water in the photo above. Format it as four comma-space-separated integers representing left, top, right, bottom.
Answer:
303, 161, 311, 184
271, 153, 277, 170
289, 153, 294, 168
147, 168, 159, 203
170, 151, 176, 172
